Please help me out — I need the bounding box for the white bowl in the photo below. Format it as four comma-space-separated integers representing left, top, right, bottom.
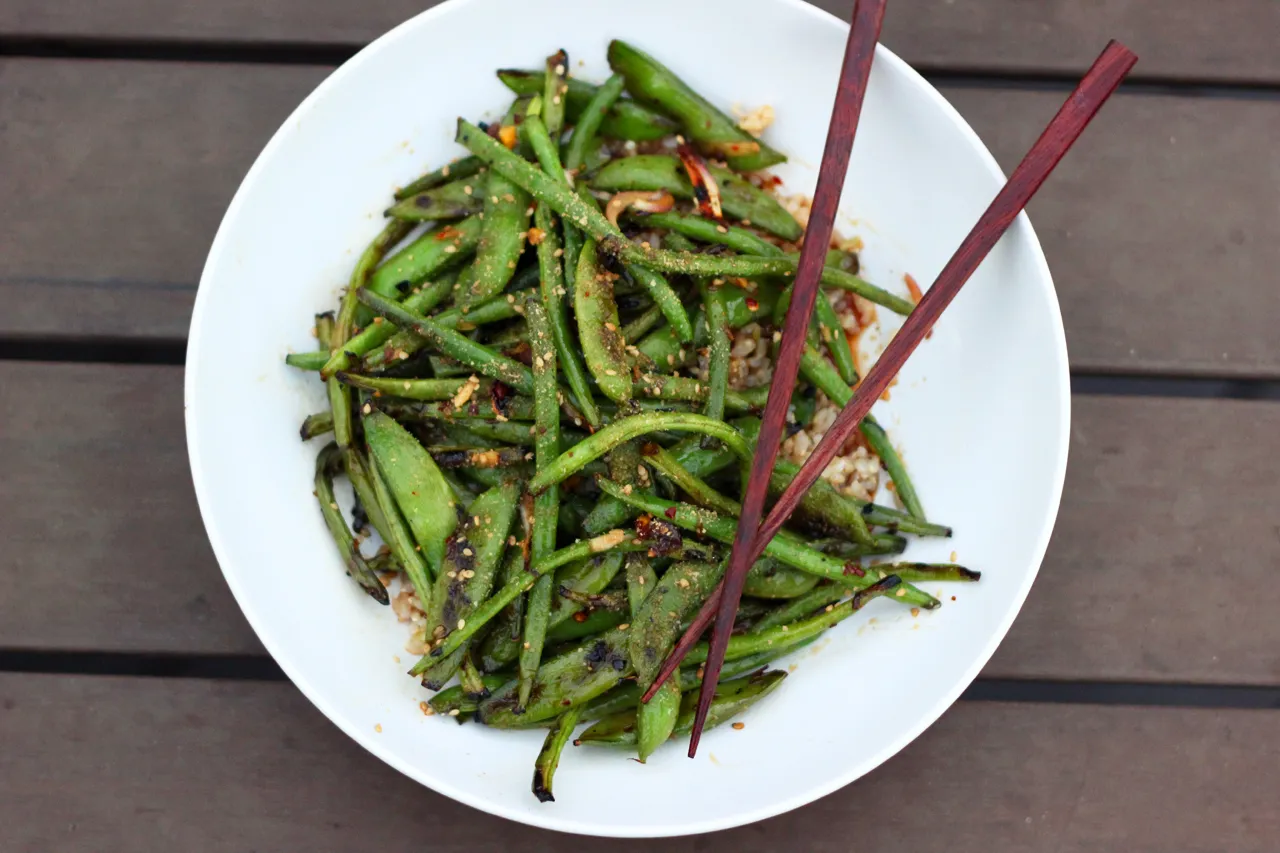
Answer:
186, 0, 1069, 837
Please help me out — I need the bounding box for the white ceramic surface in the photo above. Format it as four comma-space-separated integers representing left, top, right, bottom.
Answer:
185, 0, 1069, 837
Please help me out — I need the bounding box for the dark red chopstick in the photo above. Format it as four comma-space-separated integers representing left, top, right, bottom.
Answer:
642, 39, 1138, 712
682, 0, 889, 758
752, 39, 1137, 553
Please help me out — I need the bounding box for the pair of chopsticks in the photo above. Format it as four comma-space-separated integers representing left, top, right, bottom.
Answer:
647, 0, 1138, 757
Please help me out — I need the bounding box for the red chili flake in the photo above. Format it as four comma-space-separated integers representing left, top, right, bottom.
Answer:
843, 563, 866, 578
434, 226, 462, 242
573, 612, 589, 623
745, 297, 759, 312
664, 507, 678, 520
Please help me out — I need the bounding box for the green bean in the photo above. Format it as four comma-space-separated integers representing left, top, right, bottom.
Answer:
544, 606, 628, 642
518, 297, 564, 708
342, 445, 392, 541
456, 120, 917, 316
480, 627, 632, 727
358, 289, 534, 394
367, 218, 481, 299
640, 210, 782, 257
285, 350, 328, 370
814, 292, 859, 385
428, 446, 530, 470
497, 69, 678, 141
465, 172, 531, 306
624, 552, 658, 615
363, 411, 459, 575
325, 272, 459, 377
425, 529, 650, 662
299, 411, 334, 441
314, 443, 388, 604
748, 584, 849, 634
597, 480, 938, 609
541, 49, 569, 139
624, 263, 694, 343
620, 302, 665, 342
413, 482, 520, 687
336, 374, 482, 401
477, 549, 526, 673
376, 396, 535, 424
684, 577, 907, 667
532, 705, 579, 802
743, 558, 820, 599
576, 669, 788, 747
592, 155, 801, 241
548, 551, 627, 631
865, 563, 980, 583
607, 40, 785, 172
642, 443, 740, 517
574, 239, 632, 403
632, 372, 767, 414
427, 673, 508, 718
861, 503, 952, 538
632, 561, 724, 688
520, 113, 565, 182
335, 219, 416, 344
385, 179, 484, 221
799, 346, 927, 521
700, 280, 731, 424
395, 155, 484, 201
582, 440, 646, 535
565, 73, 625, 173
528, 413, 751, 494
534, 204, 601, 427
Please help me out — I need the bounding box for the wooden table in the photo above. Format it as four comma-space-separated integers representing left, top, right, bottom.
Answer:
3, 1, 1278, 849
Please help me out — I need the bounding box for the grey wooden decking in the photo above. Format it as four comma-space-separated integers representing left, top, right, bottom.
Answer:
1, 1, 1277, 849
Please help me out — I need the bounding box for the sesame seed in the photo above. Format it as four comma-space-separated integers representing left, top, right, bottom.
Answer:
457, 619, 466, 629
732, 722, 745, 730
448, 709, 460, 716
895, 588, 906, 597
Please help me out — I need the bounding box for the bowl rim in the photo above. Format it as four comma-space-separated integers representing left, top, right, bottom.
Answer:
185, 0, 1070, 836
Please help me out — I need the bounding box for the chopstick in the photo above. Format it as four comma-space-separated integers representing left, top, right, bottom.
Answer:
641, 40, 1138, 722
751, 39, 1137, 553
682, 0, 890, 758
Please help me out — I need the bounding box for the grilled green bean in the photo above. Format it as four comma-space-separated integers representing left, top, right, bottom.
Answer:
314, 443, 388, 604
575, 239, 632, 403
395, 155, 484, 201
385, 179, 484, 221
497, 69, 678, 140
465, 172, 531, 306
565, 73, 625, 173
535, 204, 601, 427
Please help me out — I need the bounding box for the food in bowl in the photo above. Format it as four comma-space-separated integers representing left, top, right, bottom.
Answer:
284, 40, 977, 802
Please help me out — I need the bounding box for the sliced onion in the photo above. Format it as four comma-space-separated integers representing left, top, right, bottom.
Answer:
677, 144, 724, 219
605, 190, 676, 228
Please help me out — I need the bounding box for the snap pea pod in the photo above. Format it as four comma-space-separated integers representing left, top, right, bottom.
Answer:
342, 445, 392, 542
565, 73, 624, 173
425, 530, 650, 662
638, 210, 782, 257
334, 219, 416, 346
427, 673, 509, 717
455, 120, 916, 316
532, 705, 580, 803
545, 607, 628, 642
574, 239, 632, 404
743, 558, 820, 599
606, 40, 785, 172
748, 584, 849, 634
576, 669, 788, 747
799, 345, 927, 521
597, 480, 938, 609
518, 298, 564, 708
313, 443, 389, 604
699, 280, 731, 424
366, 217, 482, 299
385, 179, 484, 221
535, 204, 601, 427
367, 448, 436, 600
541, 49, 569, 139
548, 552, 626, 632
395, 155, 484, 201
363, 411, 459, 575
683, 577, 907, 667
459, 653, 492, 699
478, 549, 527, 673
528, 412, 752, 494
624, 552, 659, 615
465, 171, 531, 306
480, 627, 632, 727
497, 69, 678, 141
357, 289, 534, 394
299, 411, 334, 441
413, 482, 520, 686
319, 272, 460, 377
591, 155, 800, 241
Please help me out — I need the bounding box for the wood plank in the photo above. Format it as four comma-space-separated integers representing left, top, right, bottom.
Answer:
3, 59, 1276, 375
0, 362, 260, 654
1, 0, 1277, 85
1, 674, 1276, 851
6, 363, 1280, 685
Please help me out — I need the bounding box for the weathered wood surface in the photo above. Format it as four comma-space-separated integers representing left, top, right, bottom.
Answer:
1, 0, 1276, 85
5, 362, 1278, 685
2, 60, 1275, 375
1, 674, 1276, 851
